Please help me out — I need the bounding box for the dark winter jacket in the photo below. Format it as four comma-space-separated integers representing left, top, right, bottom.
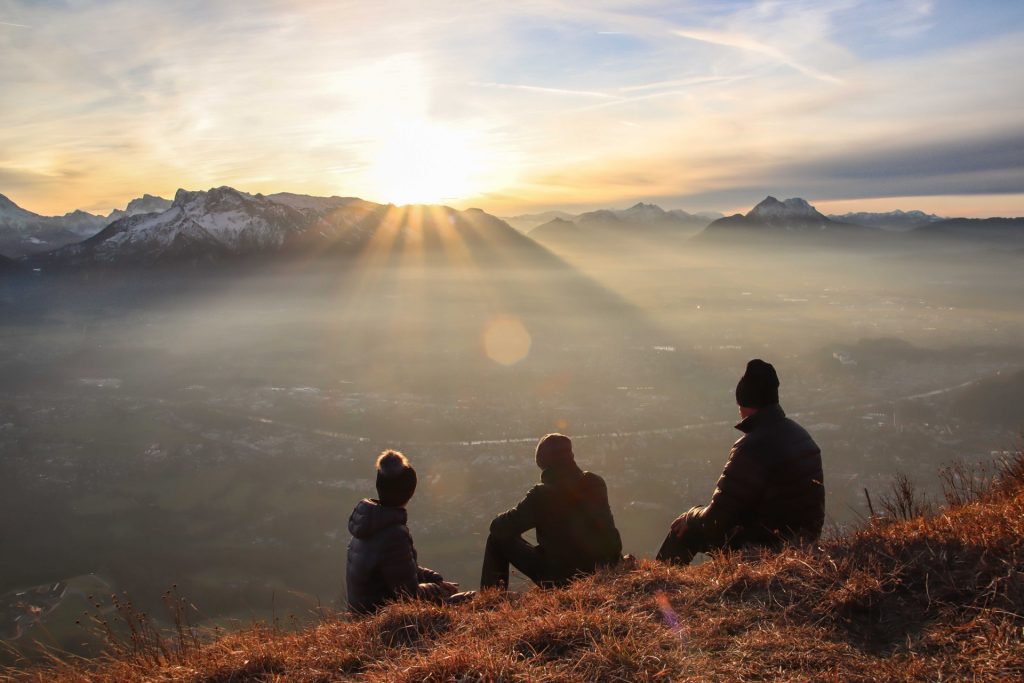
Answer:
346, 499, 444, 614
489, 461, 622, 583
686, 403, 824, 550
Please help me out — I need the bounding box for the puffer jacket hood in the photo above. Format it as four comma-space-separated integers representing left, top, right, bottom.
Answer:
346, 498, 426, 613
348, 499, 407, 540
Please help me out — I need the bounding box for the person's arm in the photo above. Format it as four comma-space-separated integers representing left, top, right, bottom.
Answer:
488, 485, 543, 539
684, 440, 766, 547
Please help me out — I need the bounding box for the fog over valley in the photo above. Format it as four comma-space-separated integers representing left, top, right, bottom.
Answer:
1, 189, 1022, 655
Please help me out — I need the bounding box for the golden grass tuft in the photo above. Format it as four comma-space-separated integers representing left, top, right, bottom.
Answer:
5, 453, 1024, 682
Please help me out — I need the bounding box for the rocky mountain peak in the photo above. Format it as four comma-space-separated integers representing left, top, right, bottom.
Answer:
748, 196, 823, 220
124, 194, 172, 215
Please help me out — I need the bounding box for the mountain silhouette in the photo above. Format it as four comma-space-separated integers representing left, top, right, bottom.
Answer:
698, 196, 882, 244
27, 187, 558, 269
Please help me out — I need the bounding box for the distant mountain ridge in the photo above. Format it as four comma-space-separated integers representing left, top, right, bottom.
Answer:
502, 210, 574, 233
829, 209, 944, 231
530, 202, 712, 247
699, 196, 880, 242
7, 188, 1024, 265
700, 197, 1024, 250
0, 192, 172, 257
26, 186, 549, 268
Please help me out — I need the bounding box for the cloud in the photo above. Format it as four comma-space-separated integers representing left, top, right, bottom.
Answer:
798, 131, 1024, 181
618, 75, 749, 93
634, 128, 1024, 212
673, 27, 843, 84
1, 1, 1023, 216
471, 82, 617, 99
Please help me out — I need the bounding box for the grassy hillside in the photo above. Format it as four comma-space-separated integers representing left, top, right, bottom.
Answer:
6, 454, 1024, 682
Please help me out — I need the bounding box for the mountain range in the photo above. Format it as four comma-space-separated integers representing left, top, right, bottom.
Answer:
0, 192, 172, 257
828, 209, 944, 231
505, 204, 723, 234
502, 210, 575, 233
24, 186, 549, 269
528, 202, 716, 248
700, 196, 867, 238
2, 189, 1022, 270
699, 196, 1024, 247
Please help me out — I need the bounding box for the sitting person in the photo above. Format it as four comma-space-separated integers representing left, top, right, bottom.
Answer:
658, 359, 825, 565
481, 433, 622, 590
346, 450, 460, 613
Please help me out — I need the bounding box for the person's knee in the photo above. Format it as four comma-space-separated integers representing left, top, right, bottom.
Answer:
486, 532, 520, 552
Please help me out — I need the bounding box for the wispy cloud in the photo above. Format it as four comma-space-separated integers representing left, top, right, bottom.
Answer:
673, 27, 843, 84
1, 0, 1022, 216
618, 75, 747, 93
472, 82, 618, 99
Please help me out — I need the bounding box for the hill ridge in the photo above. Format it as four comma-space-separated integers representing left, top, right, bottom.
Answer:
14, 453, 1024, 681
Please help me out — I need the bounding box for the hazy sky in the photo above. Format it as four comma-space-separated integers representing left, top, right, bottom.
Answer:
2, 0, 1023, 217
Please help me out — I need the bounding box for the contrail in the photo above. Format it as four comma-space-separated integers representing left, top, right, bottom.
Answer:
674, 27, 843, 85
473, 81, 618, 99
0, 20, 31, 28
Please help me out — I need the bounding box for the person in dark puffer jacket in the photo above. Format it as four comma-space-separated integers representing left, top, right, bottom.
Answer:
346, 450, 460, 613
658, 359, 825, 565
481, 433, 623, 590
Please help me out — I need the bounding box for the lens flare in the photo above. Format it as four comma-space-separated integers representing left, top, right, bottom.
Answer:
482, 315, 531, 366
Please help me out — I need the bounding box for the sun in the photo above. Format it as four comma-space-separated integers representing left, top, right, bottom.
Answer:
367, 119, 483, 206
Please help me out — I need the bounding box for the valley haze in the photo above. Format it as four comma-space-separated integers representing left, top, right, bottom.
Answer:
1, 186, 1022, 660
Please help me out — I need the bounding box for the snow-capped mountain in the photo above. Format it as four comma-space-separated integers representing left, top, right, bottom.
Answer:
105, 194, 174, 222
29, 187, 546, 268
43, 187, 340, 265
747, 196, 825, 223
829, 210, 944, 231
0, 194, 107, 256
0, 192, 175, 257
701, 196, 870, 239
264, 192, 359, 213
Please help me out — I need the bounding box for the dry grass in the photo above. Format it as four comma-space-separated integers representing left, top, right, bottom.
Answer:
5, 454, 1024, 682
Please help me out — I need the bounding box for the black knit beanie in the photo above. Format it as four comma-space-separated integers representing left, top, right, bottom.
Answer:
375, 450, 417, 507
735, 359, 780, 408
